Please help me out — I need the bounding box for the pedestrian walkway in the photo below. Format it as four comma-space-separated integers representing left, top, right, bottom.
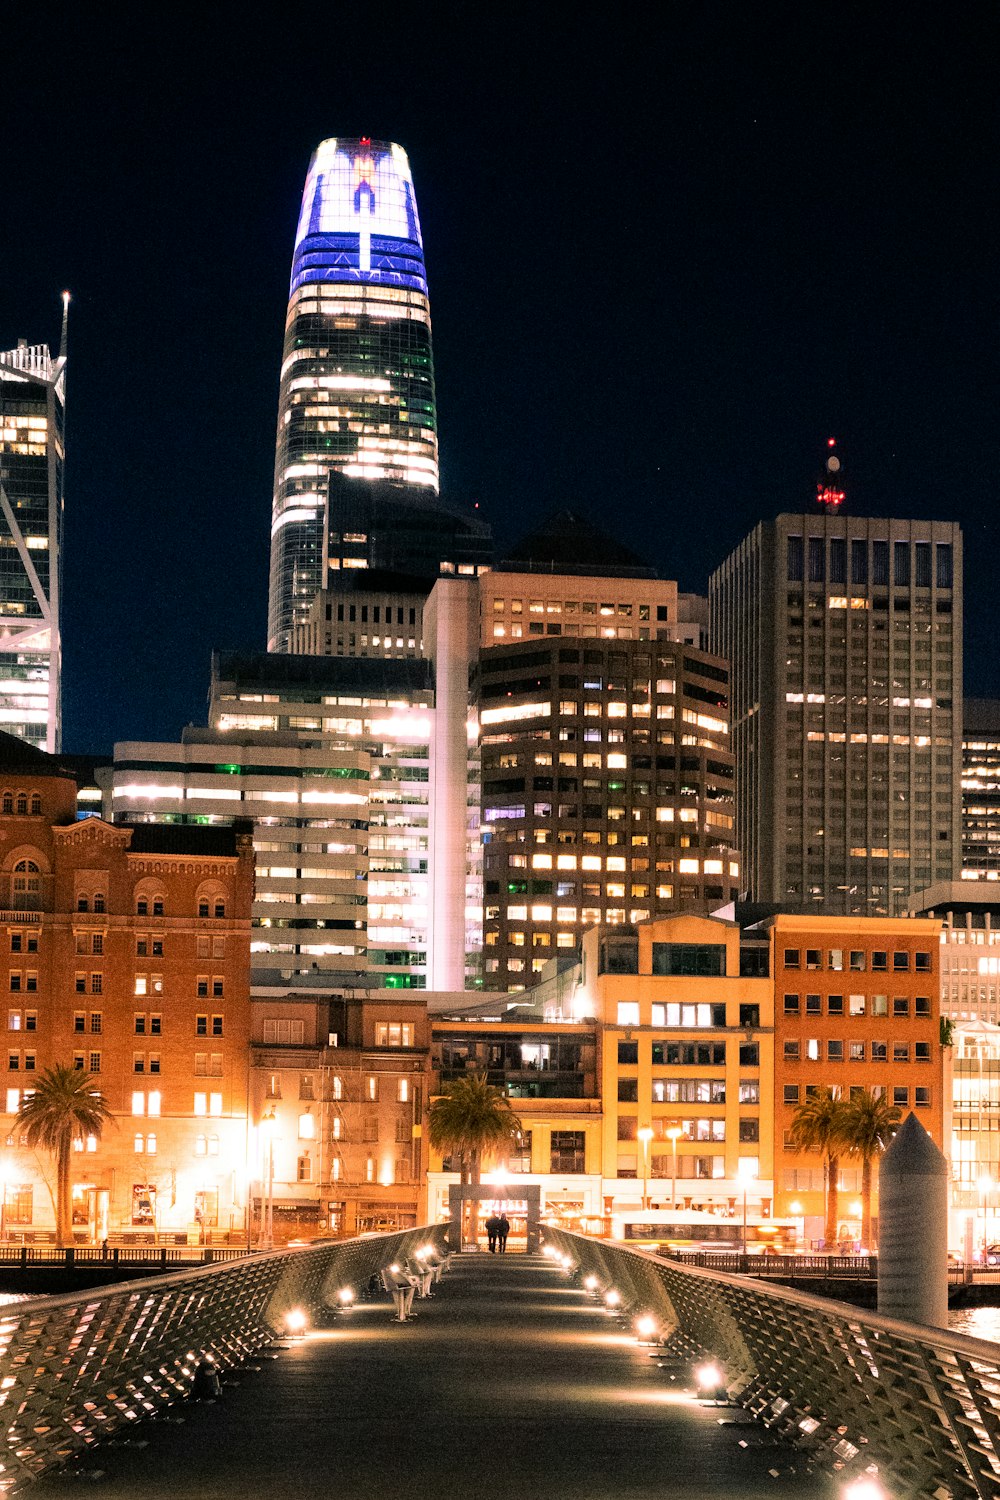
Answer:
35, 1254, 832, 1499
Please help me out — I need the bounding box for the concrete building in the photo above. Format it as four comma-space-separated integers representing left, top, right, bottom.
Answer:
426, 1005, 603, 1241
710, 514, 963, 914
563, 915, 775, 1221
962, 699, 1000, 879
770, 914, 943, 1246
0, 733, 254, 1241
478, 637, 739, 988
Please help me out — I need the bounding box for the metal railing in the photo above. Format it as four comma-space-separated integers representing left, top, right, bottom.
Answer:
0, 1245, 252, 1270
662, 1250, 879, 1279
544, 1228, 1000, 1499
0, 1224, 446, 1494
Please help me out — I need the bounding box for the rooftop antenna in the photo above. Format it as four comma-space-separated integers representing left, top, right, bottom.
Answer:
816, 436, 845, 511
58, 291, 70, 361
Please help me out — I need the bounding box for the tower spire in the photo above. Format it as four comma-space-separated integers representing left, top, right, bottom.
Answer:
58, 291, 70, 361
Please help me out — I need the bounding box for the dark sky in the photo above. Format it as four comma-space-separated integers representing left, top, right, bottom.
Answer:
2, 6, 996, 752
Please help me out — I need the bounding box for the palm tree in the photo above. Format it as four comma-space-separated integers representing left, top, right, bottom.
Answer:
837, 1088, 901, 1251
789, 1086, 845, 1249
428, 1073, 522, 1184
429, 1074, 522, 1248
18, 1066, 114, 1245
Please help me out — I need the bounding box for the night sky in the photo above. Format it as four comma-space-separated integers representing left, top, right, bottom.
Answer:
2, 8, 996, 753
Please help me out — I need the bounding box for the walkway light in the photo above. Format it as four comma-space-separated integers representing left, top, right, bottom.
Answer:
583, 1274, 599, 1293
842, 1478, 887, 1500
337, 1287, 354, 1306
635, 1314, 658, 1342
604, 1289, 621, 1308
285, 1308, 308, 1334
695, 1362, 723, 1399
560, 1254, 573, 1271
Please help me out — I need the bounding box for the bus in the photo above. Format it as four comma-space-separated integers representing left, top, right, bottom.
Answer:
609, 1209, 798, 1255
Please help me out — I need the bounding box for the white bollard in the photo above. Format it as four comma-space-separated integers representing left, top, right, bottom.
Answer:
877, 1112, 948, 1327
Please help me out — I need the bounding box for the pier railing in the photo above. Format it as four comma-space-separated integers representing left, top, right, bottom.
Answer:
0, 1225, 446, 1494
544, 1227, 1000, 1500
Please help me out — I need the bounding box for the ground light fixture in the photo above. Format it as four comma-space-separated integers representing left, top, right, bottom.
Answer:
583, 1274, 600, 1293
635, 1314, 658, 1343
560, 1254, 573, 1271
285, 1308, 308, 1334
337, 1287, 354, 1306
842, 1478, 887, 1500
604, 1289, 622, 1309
694, 1362, 724, 1401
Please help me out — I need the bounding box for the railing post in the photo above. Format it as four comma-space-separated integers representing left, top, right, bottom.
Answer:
65, 1247, 74, 1270
19, 1245, 26, 1269
160, 1248, 168, 1271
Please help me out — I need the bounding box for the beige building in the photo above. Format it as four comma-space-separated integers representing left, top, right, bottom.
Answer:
565, 914, 774, 1219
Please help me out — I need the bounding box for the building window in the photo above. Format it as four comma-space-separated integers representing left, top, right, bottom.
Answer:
550, 1131, 585, 1173
374, 1022, 415, 1047
397, 1078, 409, 1103
212, 1015, 224, 1036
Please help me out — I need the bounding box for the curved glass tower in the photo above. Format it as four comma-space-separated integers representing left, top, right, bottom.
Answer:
268, 138, 439, 651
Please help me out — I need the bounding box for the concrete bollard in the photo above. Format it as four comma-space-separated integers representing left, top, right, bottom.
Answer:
877, 1112, 948, 1327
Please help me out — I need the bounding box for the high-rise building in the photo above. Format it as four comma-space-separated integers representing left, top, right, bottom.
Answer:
0, 304, 67, 752
267, 138, 441, 651
478, 637, 739, 988
962, 699, 1000, 879
710, 514, 963, 914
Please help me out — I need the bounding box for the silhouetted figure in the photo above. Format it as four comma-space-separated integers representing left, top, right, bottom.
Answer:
485, 1213, 500, 1252
497, 1215, 510, 1254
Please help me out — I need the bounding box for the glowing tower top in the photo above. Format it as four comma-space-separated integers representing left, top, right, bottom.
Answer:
268, 138, 439, 650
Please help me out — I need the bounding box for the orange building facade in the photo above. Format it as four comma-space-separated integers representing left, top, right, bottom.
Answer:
770, 914, 943, 1247
0, 737, 254, 1241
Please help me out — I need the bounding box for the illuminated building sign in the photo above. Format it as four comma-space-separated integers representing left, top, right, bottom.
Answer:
291, 138, 427, 295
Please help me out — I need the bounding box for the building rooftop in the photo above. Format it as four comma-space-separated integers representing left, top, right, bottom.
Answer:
126, 823, 248, 859
0, 731, 76, 781
212, 651, 434, 695
497, 510, 658, 579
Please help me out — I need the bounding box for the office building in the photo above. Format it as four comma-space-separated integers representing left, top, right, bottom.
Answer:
268, 138, 441, 651
710, 514, 963, 913
770, 914, 942, 1245
478, 637, 739, 988
0, 306, 67, 752
962, 699, 1000, 879
0, 733, 255, 1240
570, 915, 774, 1219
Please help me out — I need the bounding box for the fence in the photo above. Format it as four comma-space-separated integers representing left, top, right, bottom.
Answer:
0, 1224, 446, 1494
544, 1227, 1000, 1499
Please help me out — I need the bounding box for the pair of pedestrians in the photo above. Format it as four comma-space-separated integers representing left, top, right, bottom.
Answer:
485, 1213, 510, 1253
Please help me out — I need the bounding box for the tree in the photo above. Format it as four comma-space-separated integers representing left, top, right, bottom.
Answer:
789, 1086, 845, 1249
17, 1066, 114, 1245
837, 1088, 901, 1250
428, 1073, 522, 1184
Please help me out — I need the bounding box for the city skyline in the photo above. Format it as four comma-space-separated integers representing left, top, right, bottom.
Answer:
1, 10, 994, 753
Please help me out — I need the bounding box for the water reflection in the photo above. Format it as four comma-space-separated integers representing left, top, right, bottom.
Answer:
950, 1306, 1000, 1342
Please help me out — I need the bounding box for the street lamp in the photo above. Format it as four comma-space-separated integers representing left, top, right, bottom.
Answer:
738, 1158, 758, 1257
638, 1126, 654, 1213
978, 1172, 993, 1267
666, 1126, 683, 1211
260, 1107, 277, 1250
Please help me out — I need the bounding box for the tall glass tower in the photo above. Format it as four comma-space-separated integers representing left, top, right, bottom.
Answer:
268, 138, 439, 651
0, 301, 67, 752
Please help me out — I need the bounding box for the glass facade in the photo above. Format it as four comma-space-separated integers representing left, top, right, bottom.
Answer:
268, 138, 439, 651
0, 333, 65, 751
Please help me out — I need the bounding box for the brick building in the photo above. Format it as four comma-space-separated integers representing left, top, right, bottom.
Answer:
0, 735, 254, 1241
771, 913, 943, 1246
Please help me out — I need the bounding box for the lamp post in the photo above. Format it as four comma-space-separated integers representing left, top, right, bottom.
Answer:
738, 1158, 758, 1257
978, 1172, 993, 1267
666, 1126, 683, 1211
638, 1126, 654, 1213
260, 1107, 277, 1250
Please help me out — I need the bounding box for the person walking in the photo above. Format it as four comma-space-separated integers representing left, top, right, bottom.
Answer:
485, 1213, 500, 1252
497, 1213, 510, 1254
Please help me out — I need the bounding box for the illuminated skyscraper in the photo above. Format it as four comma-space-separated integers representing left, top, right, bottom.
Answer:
0, 301, 67, 752
268, 138, 440, 651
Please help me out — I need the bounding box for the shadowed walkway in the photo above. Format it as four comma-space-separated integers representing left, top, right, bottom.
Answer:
35, 1254, 833, 1499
